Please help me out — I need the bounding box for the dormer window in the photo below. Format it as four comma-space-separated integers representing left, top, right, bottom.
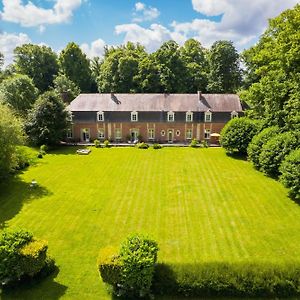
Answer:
131, 111, 138, 122
186, 111, 193, 122
204, 111, 212, 122
97, 111, 104, 122
167, 111, 175, 122
231, 111, 238, 119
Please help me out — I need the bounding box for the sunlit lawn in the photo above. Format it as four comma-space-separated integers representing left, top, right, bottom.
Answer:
1, 147, 300, 299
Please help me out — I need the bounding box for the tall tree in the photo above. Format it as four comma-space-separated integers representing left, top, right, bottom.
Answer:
207, 40, 241, 93
0, 103, 24, 178
0, 74, 38, 115
53, 74, 80, 103
14, 44, 58, 92
59, 42, 93, 92
180, 39, 209, 92
25, 91, 71, 146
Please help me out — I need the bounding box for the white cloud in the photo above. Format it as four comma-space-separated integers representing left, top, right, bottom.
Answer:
0, 32, 31, 67
0, 0, 82, 27
80, 39, 107, 59
132, 2, 160, 23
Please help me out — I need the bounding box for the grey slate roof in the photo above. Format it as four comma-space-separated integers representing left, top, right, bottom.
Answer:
68, 93, 243, 112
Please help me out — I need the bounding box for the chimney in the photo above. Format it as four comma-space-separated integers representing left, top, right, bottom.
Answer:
197, 91, 202, 101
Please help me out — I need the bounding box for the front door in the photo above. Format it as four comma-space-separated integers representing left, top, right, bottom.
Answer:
168, 130, 173, 143
131, 130, 138, 142
82, 129, 90, 142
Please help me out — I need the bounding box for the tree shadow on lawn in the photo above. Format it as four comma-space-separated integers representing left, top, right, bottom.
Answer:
0, 176, 52, 229
225, 152, 247, 161
1, 265, 68, 300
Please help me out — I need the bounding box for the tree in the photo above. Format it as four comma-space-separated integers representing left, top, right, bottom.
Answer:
59, 42, 93, 92
53, 74, 80, 103
14, 44, 58, 92
180, 39, 208, 92
259, 131, 299, 178
207, 40, 241, 93
220, 117, 260, 155
279, 149, 300, 201
25, 91, 71, 146
0, 103, 24, 178
247, 126, 280, 169
0, 74, 38, 115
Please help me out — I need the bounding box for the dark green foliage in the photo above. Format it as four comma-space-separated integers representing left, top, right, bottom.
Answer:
153, 144, 162, 149
0, 229, 50, 287
220, 117, 260, 154
14, 146, 33, 171
103, 140, 110, 148
119, 234, 159, 298
280, 149, 300, 201
208, 40, 241, 93
40, 145, 48, 153
137, 142, 149, 149
0, 75, 38, 115
190, 138, 199, 148
153, 262, 300, 297
247, 126, 280, 169
14, 44, 58, 92
259, 131, 299, 177
25, 91, 71, 146
98, 234, 159, 298
53, 74, 80, 103
94, 139, 100, 148
59, 42, 92, 92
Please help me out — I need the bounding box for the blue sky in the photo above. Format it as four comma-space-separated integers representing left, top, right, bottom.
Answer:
0, 0, 298, 65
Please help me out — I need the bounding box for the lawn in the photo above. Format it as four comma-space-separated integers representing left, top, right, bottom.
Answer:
1, 147, 300, 299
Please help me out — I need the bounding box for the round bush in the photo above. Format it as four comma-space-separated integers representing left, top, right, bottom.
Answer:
247, 126, 280, 169
259, 132, 298, 177
220, 117, 259, 154
279, 149, 300, 201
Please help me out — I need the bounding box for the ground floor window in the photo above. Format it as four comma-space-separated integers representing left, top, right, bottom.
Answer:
176, 130, 180, 136
204, 129, 211, 139
98, 129, 105, 139
115, 128, 121, 140
66, 129, 73, 138
161, 130, 165, 137
148, 129, 154, 140
186, 129, 192, 139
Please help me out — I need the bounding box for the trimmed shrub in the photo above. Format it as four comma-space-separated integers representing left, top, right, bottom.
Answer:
220, 117, 260, 154
153, 143, 162, 149
14, 147, 32, 170
37, 152, 43, 159
201, 140, 208, 148
247, 126, 280, 169
0, 229, 52, 287
280, 149, 300, 201
94, 139, 100, 148
98, 246, 122, 287
40, 145, 48, 153
190, 138, 199, 148
119, 234, 159, 298
259, 131, 298, 177
103, 140, 110, 148
137, 142, 149, 149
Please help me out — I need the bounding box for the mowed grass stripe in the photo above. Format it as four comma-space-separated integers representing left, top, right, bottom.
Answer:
2, 147, 300, 299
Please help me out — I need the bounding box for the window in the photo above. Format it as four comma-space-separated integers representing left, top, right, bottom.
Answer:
97, 111, 104, 122
204, 129, 211, 139
231, 111, 238, 119
115, 128, 121, 140
161, 130, 165, 136
186, 111, 193, 122
131, 111, 138, 122
167, 111, 175, 122
148, 129, 155, 140
186, 129, 192, 139
176, 130, 180, 136
98, 129, 105, 139
205, 111, 212, 122
66, 129, 73, 138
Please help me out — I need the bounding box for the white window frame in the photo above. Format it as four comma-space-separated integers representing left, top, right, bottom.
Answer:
131, 111, 138, 122
204, 128, 211, 139
161, 130, 165, 137
148, 129, 155, 140
186, 111, 193, 122
205, 111, 212, 122
231, 111, 238, 119
176, 130, 180, 136
97, 111, 104, 122
98, 129, 105, 139
66, 128, 73, 138
167, 111, 175, 122
186, 129, 192, 140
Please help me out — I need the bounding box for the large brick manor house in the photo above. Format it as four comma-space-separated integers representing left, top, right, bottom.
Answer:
68, 92, 243, 143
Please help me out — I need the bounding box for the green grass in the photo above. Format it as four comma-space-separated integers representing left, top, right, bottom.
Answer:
1, 147, 300, 299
